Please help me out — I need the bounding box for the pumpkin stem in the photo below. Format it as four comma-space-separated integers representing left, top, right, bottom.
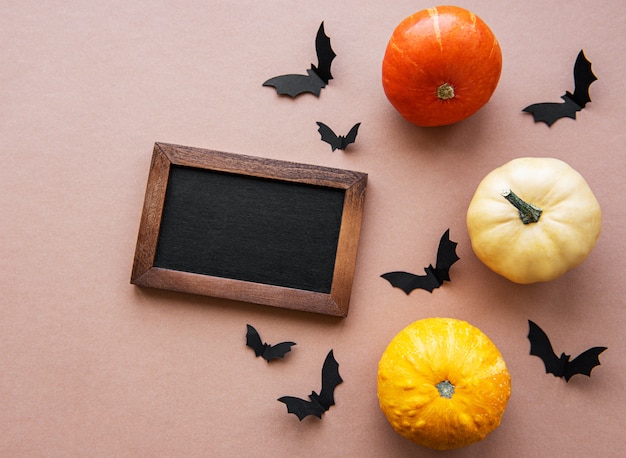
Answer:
435, 380, 455, 399
501, 189, 542, 224
437, 83, 455, 100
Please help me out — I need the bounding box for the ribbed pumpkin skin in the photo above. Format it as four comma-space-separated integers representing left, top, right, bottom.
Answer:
377, 318, 511, 450
382, 6, 502, 127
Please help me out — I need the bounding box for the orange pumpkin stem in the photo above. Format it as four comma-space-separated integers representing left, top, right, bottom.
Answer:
435, 380, 455, 399
501, 189, 542, 224
436, 83, 455, 100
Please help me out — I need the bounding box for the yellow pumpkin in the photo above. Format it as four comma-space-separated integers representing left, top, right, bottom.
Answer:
466, 157, 601, 284
377, 318, 511, 450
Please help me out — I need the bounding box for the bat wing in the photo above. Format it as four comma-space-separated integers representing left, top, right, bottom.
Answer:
263, 70, 325, 97
311, 22, 336, 84
564, 346, 607, 382
570, 49, 597, 108
245, 324, 265, 357
522, 97, 580, 126
432, 229, 460, 283
263, 341, 296, 362
381, 270, 440, 294
316, 122, 341, 151
342, 122, 361, 148
278, 396, 324, 420
527, 320, 564, 377
316, 350, 343, 409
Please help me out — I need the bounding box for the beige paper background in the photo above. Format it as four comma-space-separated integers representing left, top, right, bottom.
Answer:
1, 1, 624, 456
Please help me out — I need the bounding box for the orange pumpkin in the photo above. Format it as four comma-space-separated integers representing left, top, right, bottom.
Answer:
382, 6, 502, 127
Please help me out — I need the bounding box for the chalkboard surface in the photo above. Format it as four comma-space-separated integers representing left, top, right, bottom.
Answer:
131, 143, 367, 317
154, 165, 345, 293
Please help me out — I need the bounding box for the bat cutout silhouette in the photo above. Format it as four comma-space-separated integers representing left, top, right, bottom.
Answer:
381, 229, 459, 294
316, 122, 361, 151
278, 349, 342, 420
523, 50, 597, 126
527, 320, 607, 382
263, 22, 336, 97
246, 324, 296, 362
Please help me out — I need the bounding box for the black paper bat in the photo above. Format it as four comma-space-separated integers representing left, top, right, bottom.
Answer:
278, 349, 342, 420
381, 229, 459, 294
316, 122, 360, 151
263, 22, 336, 97
523, 50, 597, 126
246, 324, 296, 362
527, 320, 607, 382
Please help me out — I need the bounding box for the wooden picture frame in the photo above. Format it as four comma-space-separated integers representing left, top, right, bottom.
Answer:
131, 143, 367, 317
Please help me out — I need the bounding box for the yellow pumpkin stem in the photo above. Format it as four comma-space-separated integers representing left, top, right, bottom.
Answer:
435, 380, 455, 399
501, 189, 542, 224
436, 83, 455, 100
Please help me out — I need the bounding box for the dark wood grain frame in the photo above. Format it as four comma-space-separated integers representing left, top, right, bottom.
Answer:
131, 143, 367, 317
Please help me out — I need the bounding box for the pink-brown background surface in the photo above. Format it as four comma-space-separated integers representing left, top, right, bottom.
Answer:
1, 1, 625, 456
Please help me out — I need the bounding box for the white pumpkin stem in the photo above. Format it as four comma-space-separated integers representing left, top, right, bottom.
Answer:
501, 189, 542, 224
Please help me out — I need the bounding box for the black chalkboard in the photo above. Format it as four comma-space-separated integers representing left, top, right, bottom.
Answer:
131, 143, 367, 317
154, 165, 345, 293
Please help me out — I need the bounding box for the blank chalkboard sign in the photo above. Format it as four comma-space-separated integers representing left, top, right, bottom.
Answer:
131, 143, 367, 317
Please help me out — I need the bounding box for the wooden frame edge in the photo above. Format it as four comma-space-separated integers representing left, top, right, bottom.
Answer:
130, 144, 171, 283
